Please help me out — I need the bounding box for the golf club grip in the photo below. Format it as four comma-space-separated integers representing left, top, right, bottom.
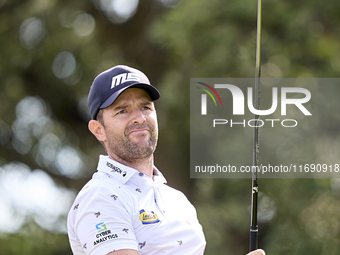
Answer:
249, 225, 258, 252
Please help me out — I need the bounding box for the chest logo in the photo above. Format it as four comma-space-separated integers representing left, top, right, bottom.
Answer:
139, 209, 160, 225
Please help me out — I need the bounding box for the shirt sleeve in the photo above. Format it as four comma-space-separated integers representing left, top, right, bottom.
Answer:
69, 183, 139, 255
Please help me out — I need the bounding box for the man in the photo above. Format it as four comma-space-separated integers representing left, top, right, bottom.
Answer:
67, 65, 265, 255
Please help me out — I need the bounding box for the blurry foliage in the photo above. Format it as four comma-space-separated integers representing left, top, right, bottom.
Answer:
0, 221, 71, 255
1, 0, 340, 254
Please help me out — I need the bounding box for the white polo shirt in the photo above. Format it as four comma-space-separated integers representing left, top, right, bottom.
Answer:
67, 155, 206, 255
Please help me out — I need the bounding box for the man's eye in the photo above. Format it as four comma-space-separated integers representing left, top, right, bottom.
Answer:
142, 106, 151, 110
116, 110, 126, 115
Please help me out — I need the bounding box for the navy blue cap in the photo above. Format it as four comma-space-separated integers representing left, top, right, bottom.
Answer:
88, 65, 160, 120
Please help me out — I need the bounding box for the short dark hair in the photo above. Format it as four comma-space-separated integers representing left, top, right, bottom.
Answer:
94, 109, 106, 152
96, 109, 104, 127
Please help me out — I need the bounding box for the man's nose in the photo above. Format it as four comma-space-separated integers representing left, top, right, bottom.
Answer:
132, 108, 146, 124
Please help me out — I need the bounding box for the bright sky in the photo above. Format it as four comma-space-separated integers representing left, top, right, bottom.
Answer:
0, 162, 75, 233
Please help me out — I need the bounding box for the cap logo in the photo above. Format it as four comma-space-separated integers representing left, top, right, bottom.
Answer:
111, 73, 141, 89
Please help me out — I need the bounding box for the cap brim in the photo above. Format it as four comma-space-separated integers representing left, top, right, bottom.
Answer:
99, 83, 160, 110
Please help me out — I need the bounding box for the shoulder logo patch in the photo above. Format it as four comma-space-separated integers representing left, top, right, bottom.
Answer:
95, 222, 107, 232
139, 209, 160, 225
94, 222, 119, 246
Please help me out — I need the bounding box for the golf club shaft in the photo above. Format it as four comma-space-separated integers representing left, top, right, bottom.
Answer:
250, 0, 261, 251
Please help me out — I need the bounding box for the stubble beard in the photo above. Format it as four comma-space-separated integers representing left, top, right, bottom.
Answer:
106, 122, 158, 164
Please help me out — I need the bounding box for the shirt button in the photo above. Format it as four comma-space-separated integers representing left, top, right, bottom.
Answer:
139, 172, 144, 176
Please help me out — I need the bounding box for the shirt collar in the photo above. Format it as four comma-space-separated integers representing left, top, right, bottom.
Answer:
152, 166, 167, 186
97, 155, 166, 185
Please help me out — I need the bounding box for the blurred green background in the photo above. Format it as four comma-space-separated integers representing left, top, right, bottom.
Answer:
1, 0, 340, 254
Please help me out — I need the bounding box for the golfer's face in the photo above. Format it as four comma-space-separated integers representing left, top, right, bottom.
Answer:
102, 88, 158, 159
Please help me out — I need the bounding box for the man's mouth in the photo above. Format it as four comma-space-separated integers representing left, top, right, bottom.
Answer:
129, 129, 149, 135
126, 123, 153, 137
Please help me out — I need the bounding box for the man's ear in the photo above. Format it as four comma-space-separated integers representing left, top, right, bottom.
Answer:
88, 120, 106, 142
